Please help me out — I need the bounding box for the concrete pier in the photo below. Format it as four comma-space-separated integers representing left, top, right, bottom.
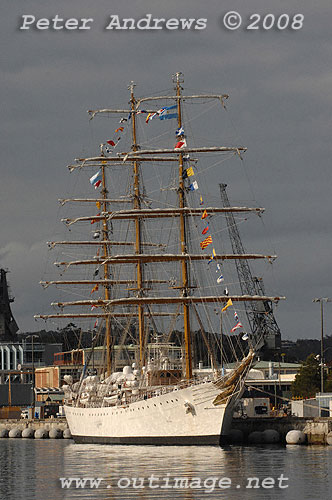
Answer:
231, 416, 332, 445
2, 416, 332, 444
0, 418, 71, 439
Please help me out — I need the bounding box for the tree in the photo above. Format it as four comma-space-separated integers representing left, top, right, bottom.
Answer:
324, 371, 332, 393
291, 353, 321, 398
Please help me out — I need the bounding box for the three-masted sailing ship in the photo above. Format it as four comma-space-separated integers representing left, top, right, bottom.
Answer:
35, 73, 283, 444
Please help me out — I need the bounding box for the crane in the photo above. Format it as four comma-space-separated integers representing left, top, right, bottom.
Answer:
219, 184, 281, 355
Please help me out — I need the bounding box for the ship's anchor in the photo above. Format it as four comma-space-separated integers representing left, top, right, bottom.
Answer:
184, 401, 196, 416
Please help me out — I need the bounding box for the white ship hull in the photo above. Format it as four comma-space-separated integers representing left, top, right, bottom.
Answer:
65, 381, 235, 445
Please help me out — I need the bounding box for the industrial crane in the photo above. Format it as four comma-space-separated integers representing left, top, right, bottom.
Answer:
219, 184, 281, 355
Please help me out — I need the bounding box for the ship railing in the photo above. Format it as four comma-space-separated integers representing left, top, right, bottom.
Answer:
73, 373, 222, 408
72, 373, 224, 408
96, 375, 216, 407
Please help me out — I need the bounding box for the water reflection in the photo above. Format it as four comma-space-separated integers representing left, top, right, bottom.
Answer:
0, 439, 67, 500
0, 441, 331, 500
62, 443, 332, 499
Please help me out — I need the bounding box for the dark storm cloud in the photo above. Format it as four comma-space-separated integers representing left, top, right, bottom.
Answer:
1, 0, 331, 338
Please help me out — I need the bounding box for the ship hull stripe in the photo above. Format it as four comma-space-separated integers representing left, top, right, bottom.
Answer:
72, 434, 223, 445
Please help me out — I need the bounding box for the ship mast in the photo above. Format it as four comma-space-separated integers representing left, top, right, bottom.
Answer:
35, 76, 286, 377
129, 82, 145, 369
175, 72, 192, 380
100, 155, 112, 376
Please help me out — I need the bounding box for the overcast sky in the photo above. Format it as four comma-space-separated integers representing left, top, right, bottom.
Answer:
1, 0, 331, 340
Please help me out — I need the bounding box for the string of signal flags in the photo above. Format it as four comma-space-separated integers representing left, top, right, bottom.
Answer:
87, 109, 248, 338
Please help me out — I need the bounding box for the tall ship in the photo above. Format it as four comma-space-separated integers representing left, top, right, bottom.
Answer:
35, 73, 283, 444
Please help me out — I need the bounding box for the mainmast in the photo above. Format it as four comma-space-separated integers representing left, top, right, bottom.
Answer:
129, 82, 145, 369
175, 72, 192, 380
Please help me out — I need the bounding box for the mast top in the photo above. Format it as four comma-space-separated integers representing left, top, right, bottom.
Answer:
128, 81, 136, 93
173, 72, 184, 85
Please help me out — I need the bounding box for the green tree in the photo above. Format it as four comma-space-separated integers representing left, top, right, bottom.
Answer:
291, 354, 321, 398
324, 372, 332, 393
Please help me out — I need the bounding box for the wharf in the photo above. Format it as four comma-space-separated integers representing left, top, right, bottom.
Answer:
2, 417, 332, 445
0, 417, 67, 429
0, 417, 71, 439
231, 416, 332, 444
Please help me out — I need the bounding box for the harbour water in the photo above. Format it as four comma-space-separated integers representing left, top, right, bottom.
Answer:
0, 440, 331, 499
